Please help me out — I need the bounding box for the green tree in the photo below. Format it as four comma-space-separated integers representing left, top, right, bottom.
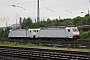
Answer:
73, 16, 82, 26
22, 17, 33, 29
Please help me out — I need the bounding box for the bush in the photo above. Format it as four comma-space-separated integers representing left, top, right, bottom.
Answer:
11, 42, 19, 46
2, 38, 5, 41
68, 44, 71, 49
0, 42, 2, 44
78, 27, 84, 34
3, 41, 10, 45
81, 30, 90, 40
79, 44, 82, 50
81, 32, 88, 39
1, 38, 5, 44
20, 39, 23, 45
26, 43, 34, 47
74, 45, 75, 49
39, 43, 43, 46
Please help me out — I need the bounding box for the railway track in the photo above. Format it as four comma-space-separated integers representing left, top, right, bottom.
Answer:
0, 38, 90, 49
0, 46, 90, 60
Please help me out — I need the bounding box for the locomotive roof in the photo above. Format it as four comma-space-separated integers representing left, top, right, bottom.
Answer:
11, 29, 27, 31
40, 27, 66, 30
40, 27, 77, 30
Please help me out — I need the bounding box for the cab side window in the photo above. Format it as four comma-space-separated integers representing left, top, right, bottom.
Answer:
37, 30, 38, 32
30, 30, 31, 33
68, 29, 70, 32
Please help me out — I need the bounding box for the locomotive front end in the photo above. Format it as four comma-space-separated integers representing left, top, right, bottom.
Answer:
72, 27, 80, 39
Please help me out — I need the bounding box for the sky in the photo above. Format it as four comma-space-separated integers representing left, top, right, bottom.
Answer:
0, 0, 90, 27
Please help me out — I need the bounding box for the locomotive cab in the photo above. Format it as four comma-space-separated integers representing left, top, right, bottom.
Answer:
66, 26, 80, 39
68, 26, 80, 39
66, 27, 73, 38
72, 27, 80, 39
28, 29, 40, 38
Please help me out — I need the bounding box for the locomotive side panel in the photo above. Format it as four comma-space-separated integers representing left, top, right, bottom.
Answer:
39, 30, 48, 37
39, 28, 66, 38
47, 30, 57, 37
56, 29, 66, 38
8, 29, 27, 38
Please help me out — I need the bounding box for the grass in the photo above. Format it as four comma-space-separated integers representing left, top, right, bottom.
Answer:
0, 41, 90, 52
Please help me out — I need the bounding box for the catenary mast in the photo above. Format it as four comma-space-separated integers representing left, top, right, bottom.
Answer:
37, 0, 40, 22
